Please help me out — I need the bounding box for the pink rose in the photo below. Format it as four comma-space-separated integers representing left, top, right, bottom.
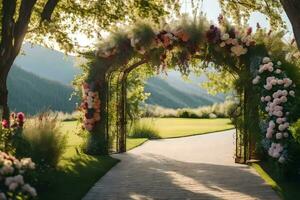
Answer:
1, 119, 9, 129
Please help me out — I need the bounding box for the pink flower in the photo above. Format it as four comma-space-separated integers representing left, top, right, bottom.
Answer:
264, 84, 272, 90
266, 132, 272, 139
17, 112, 25, 123
265, 96, 271, 102
1, 119, 9, 129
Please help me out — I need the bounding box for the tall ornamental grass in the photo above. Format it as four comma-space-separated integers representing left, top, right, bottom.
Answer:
22, 115, 67, 168
128, 121, 160, 139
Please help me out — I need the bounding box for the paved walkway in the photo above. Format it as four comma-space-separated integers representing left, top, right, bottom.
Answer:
83, 130, 280, 200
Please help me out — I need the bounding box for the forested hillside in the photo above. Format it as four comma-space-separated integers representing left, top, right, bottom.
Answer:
7, 65, 77, 115
11, 44, 225, 113
145, 77, 224, 108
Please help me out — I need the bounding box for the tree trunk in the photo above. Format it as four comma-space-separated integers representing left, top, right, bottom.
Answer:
0, 71, 9, 121
280, 0, 300, 49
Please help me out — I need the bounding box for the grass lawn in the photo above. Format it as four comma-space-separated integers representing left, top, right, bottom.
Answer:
252, 162, 300, 200
141, 118, 234, 138
38, 121, 120, 200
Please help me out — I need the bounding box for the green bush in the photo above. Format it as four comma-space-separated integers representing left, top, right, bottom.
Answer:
178, 110, 198, 118
21, 115, 67, 168
291, 119, 300, 144
128, 121, 160, 139
142, 101, 238, 119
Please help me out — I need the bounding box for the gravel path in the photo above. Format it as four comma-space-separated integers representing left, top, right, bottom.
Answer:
83, 130, 280, 200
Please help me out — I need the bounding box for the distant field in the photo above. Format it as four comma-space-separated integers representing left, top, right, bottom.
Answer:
140, 118, 234, 138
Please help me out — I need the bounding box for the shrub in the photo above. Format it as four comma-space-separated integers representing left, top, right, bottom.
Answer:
21, 114, 67, 168
142, 101, 238, 119
128, 120, 160, 139
291, 119, 300, 144
178, 110, 198, 118
0, 151, 37, 199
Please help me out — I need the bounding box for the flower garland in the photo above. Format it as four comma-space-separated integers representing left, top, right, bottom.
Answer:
80, 82, 101, 131
252, 57, 296, 163
0, 152, 37, 199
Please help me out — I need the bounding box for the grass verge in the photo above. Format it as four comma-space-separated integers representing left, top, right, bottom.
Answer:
252, 162, 300, 200
140, 118, 234, 138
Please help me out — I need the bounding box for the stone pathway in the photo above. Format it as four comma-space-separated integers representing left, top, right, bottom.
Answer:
83, 130, 280, 200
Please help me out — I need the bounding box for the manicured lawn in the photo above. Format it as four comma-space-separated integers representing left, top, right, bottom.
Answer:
38, 121, 120, 200
126, 138, 148, 151
141, 118, 234, 138
252, 162, 300, 200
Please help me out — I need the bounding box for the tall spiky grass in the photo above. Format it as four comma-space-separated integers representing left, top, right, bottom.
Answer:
128, 120, 160, 139
22, 114, 67, 168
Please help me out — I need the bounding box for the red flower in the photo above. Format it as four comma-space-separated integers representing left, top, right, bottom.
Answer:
206, 25, 221, 43
247, 27, 252, 35
17, 112, 25, 122
1, 119, 9, 129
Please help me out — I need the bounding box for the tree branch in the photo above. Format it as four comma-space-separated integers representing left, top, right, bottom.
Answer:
13, 0, 37, 57
41, 0, 60, 22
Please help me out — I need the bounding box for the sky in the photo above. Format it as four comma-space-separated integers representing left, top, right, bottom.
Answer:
76, 0, 293, 47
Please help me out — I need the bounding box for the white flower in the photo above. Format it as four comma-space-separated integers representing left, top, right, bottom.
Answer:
263, 57, 271, 63
220, 42, 226, 47
280, 96, 287, 103
221, 33, 230, 41
283, 132, 289, 138
275, 69, 282, 74
278, 156, 286, 163
277, 61, 282, 65
277, 79, 283, 85
289, 90, 295, 97
276, 132, 283, 139
264, 84, 272, 90
278, 124, 286, 131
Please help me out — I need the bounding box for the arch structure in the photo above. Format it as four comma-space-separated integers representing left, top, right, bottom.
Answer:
78, 16, 298, 164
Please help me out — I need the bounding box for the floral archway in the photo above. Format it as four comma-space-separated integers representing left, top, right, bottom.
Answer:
77, 16, 298, 164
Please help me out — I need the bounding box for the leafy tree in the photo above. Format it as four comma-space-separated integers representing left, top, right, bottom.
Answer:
0, 0, 179, 121
218, 0, 300, 49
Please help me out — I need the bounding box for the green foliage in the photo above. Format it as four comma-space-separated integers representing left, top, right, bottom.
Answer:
21, 115, 67, 168
8, 0, 180, 53
291, 119, 300, 144
219, 0, 284, 29
143, 101, 238, 119
128, 120, 160, 139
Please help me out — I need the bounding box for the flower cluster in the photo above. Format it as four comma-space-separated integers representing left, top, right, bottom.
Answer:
206, 23, 255, 57
1, 112, 25, 130
0, 151, 37, 199
80, 82, 101, 131
252, 57, 296, 163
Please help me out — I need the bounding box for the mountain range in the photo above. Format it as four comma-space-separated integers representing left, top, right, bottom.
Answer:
9, 43, 225, 114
